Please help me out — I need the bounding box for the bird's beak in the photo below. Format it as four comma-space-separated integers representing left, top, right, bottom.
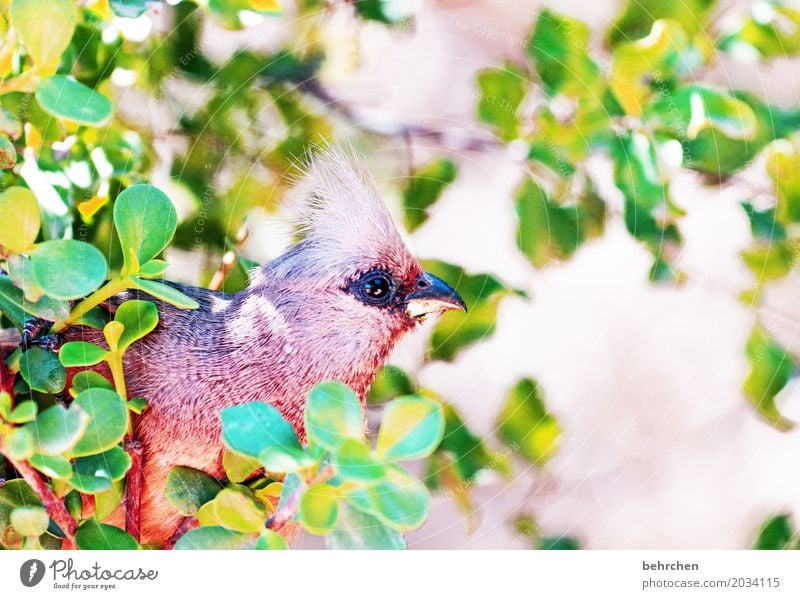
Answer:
406, 272, 467, 319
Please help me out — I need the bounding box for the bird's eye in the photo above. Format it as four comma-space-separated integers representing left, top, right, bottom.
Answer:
353, 270, 396, 306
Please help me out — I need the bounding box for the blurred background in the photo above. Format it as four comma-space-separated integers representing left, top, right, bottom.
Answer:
9, 0, 800, 548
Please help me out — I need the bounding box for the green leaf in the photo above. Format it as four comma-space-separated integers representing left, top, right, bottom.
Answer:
222, 450, 261, 483
497, 378, 562, 466
766, 142, 800, 225
753, 514, 796, 550
325, 503, 406, 549
70, 370, 114, 393
4, 427, 34, 460
718, 4, 800, 60
538, 535, 581, 550
115, 300, 159, 352
174, 526, 258, 550
95, 481, 124, 521
402, 158, 458, 232
368, 365, 416, 405
0, 187, 40, 254
335, 439, 386, 483
197, 486, 266, 533
8, 400, 37, 423
428, 296, 502, 362
298, 483, 340, 535
30, 239, 108, 301
25, 403, 88, 455
137, 259, 168, 278
114, 184, 177, 270
10, 506, 49, 537
743, 327, 796, 431
367, 464, 429, 531
69, 471, 112, 494
74, 446, 132, 482
127, 397, 148, 414
475, 61, 527, 142
0, 134, 17, 169
221, 402, 304, 461
35, 76, 113, 126
258, 444, 314, 473
11, 0, 77, 69
109, 0, 149, 18
29, 453, 72, 480
528, 9, 602, 96
75, 519, 139, 550
376, 396, 444, 461
606, 0, 716, 47
0, 274, 69, 329
305, 381, 364, 452
164, 466, 223, 516
19, 347, 65, 394
58, 341, 108, 367
256, 529, 289, 550
129, 277, 199, 309
68, 388, 128, 457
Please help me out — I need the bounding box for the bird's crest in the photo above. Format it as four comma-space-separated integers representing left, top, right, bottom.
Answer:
279, 145, 417, 283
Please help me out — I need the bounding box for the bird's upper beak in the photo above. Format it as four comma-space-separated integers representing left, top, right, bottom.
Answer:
406, 272, 467, 319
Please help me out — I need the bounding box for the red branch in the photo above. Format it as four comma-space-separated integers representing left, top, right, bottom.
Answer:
124, 438, 144, 542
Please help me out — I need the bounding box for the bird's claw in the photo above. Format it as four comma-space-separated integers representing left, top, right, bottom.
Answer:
20, 318, 60, 352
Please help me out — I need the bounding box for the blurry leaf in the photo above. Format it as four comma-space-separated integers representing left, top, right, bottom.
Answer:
766, 142, 800, 224
0, 275, 69, 327
10, 506, 49, 537
11, 0, 77, 70
354, 0, 416, 24
428, 296, 503, 362
719, 4, 800, 60
741, 242, 796, 282
164, 466, 223, 516
258, 444, 314, 474
528, 10, 602, 96
497, 378, 562, 466
256, 529, 289, 550
376, 396, 444, 461
0, 187, 40, 254
606, 0, 716, 47
25, 403, 89, 456
475, 62, 527, 142
30, 239, 108, 301
610, 20, 688, 117
221, 402, 305, 464
114, 184, 177, 272
743, 327, 796, 431
0, 135, 16, 169
128, 278, 200, 309
367, 464, 429, 532
421, 260, 514, 307
753, 513, 796, 549
7, 400, 37, 424
298, 483, 340, 535
59, 341, 108, 367
538, 535, 581, 550
305, 381, 364, 452
402, 158, 458, 232
197, 486, 266, 533
368, 365, 416, 405
95, 481, 124, 521
4, 427, 34, 460
19, 346, 66, 394
29, 453, 71, 479
137, 260, 168, 279
334, 439, 386, 483
174, 526, 258, 550
68, 388, 128, 457
35, 76, 113, 126
222, 450, 261, 484
75, 519, 139, 550
742, 201, 785, 243
115, 300, 158, 352
109, 0, 152, 18
326, 503, 406, 549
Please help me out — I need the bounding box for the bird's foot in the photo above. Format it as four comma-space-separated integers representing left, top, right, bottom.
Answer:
20, 318, 57, 352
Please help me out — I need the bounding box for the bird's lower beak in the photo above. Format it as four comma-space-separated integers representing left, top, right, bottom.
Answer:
406, 272, 467, 319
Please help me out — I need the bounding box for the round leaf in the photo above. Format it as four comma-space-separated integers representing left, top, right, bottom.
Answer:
164, 466, 223, 516
115, 300, 159, 351
8, 400, 37, 424
222, 450, 261, 484
298, 483, 340, 535
74, 446, 132, 482
30, 239, 108, 300
35, 76, 113, 126
58, 341, 108, 368
376, 396, 444, 461
68, 388, 128, 457
75, 519, 139, 550
10, 506, 49, 537
256, 529, 289, 550
11, 0, 77, 70
334, 439, 386, 483
25, 403, 89, 456
367, 465, 430, 531
29, 453, 72, 480
0, 187, 40, 254
196, 487, 266, 533
174, 526, 258, 550
221, 402, 303, 459
305, 381, 364, 452
113, 184, 177, 270
19, 346, 65, 394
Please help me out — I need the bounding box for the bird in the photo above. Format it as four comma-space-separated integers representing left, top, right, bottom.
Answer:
2, 146, 466, 546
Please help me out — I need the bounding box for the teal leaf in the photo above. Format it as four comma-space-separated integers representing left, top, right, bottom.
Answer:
35, 76, 113, 126
68, 388, 129, 457
305, 381, 364, 452
30, 239, 108, 301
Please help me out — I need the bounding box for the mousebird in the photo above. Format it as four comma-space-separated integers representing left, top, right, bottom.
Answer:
1, 147, 466, 546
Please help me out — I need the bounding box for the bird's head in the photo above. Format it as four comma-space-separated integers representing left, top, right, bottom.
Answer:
263, 146, 466, 348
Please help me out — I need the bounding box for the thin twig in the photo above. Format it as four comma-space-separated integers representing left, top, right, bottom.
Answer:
124, 438, 144, 542
208, 225, 250, 292
163, 516, 198, 550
